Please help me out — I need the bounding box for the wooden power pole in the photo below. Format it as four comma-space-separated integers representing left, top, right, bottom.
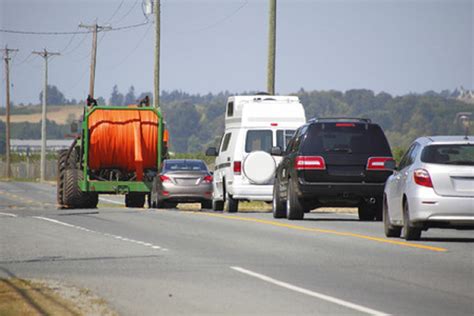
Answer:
154, 0, 161, 109
267, 0, 277, 95
79, 22, 111, 99
1, 45, 19, 179
32, 49, 60, 182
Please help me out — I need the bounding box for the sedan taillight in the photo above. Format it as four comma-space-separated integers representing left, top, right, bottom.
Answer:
414, 169, 433, 188
159, 175, 171, 183
203, 175, 213, 183
295, 156, 326, 170
366, 157, 394, 170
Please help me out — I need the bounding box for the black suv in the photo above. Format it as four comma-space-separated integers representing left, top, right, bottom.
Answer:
272, 118, 394, 221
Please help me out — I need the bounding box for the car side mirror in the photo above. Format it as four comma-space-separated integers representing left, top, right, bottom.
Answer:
271, 146, 283, 156
384, 159, 397, 171
206, 147, 218, 157
70, 121, 78, 133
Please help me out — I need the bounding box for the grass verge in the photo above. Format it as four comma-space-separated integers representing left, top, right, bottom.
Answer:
0, 278, 116, 316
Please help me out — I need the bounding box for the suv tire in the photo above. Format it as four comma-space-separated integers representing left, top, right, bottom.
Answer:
358, 202, 376, 221
403, 201, 421, 240
272, 179, 286, 218
286, 179, 304, 220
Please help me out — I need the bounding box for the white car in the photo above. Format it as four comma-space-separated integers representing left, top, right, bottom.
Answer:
206, 94, 306, 212
383, 136, 474, 240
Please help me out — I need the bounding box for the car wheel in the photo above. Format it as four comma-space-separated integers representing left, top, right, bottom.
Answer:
383, 195, 401, 238
403, 201, 421, 241
358, 203, 375, 221
226, 193, 239, 213
202, 201, 212, 210
212, 199, 224, 211
272, 179, 286, 219
286, 179, 304, 220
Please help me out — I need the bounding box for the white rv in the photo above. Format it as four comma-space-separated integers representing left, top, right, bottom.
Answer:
206, 94, 306, 212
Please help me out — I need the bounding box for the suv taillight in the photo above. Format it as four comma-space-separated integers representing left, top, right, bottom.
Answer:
233, 161, 242, 175
295, 156, 326, 170
414, 169, 433, 188
366, 157, 393, 170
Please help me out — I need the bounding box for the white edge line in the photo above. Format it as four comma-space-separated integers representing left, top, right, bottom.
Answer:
0, 212, 17, 217
99, 197, 124, 205
34, 216, 75, 227
231, 266, 389, 316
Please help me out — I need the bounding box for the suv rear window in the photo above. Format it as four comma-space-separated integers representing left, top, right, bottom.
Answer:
246, 130, 272, 153
301, 123, 391, 156
421, 144, 474, 165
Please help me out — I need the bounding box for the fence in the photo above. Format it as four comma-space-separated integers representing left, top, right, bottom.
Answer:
0, 159, 58, 181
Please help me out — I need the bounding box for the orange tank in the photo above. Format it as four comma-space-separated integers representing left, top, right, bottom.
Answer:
87, 108, 161, 181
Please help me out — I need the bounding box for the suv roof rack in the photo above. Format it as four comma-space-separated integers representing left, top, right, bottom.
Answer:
308, 117, 372, 124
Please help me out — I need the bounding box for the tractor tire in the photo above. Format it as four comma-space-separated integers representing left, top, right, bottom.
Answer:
56, 149, 68, 207
63, 169, 88, 209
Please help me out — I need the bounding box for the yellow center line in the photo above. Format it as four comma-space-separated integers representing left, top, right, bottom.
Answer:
191, 211, 447, 253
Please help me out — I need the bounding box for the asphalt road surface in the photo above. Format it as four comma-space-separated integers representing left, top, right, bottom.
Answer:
1, 181, 473, 315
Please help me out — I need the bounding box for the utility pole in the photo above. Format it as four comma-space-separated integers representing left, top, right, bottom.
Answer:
267, 0, 276, 95
1, 45, 19, 179
32, 49, 60, 182
154, 0, 161, 109
79, 22, 111, 98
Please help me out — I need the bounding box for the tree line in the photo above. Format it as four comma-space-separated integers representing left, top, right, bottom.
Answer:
1, 87, 472, 156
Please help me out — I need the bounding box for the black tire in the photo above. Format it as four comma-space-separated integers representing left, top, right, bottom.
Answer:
202, 200, 213, 210
272, 179, 286, 218
403, 201, 421, 240
85, 193, 99, 209
56, 149, 68, 207
225, 193, 239, 213
125, 193, 146, 208
63, 169, 88, 209
358, 203, 376, 221
383, 195, 401, 238
212, 199, 224, 211
286, 179, 304, 220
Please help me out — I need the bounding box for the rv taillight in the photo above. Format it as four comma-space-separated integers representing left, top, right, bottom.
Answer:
271, 123, 278, 126
295, 156, 326, 170
233, 161, 242, 175
366, 157, 393, 170
414, 169, 433, 188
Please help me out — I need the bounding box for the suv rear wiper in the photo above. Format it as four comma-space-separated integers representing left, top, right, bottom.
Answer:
444, 160, 474, 165
325, 148, 352, 153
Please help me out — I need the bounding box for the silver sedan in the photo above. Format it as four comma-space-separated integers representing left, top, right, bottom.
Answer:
150, 159, 213, 209
383, 136, 474, 240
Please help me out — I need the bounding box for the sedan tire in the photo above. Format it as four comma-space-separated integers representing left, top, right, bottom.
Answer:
383, 195, 401, 238
403, 201, 422, 241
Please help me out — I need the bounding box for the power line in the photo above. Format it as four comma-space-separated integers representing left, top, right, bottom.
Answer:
111, 0, 140, 24
106, 0, 126, 23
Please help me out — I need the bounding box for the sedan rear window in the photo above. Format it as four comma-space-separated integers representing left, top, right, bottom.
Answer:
164, 160, 208, 171
421, 144, 474, 166
301, 123, 391, 156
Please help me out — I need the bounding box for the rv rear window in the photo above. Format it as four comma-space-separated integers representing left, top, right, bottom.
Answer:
227, 102, 234, 117
221, 133, 232, 152
246, 130, 272, 153
277, 130, 296, 151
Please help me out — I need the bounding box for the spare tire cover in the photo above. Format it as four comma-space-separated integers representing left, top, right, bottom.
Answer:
243, 151, 276, 184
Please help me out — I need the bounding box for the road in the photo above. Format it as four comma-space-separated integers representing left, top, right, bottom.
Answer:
1, 181, 473, 315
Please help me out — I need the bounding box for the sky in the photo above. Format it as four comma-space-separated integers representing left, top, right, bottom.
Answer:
0, 0, 473, 105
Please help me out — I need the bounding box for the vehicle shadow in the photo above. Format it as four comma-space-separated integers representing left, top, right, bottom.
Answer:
420, 237, 474, 243
303, 218, 360, 222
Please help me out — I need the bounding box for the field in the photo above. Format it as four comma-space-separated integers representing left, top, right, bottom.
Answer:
0, 105, 83, 124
